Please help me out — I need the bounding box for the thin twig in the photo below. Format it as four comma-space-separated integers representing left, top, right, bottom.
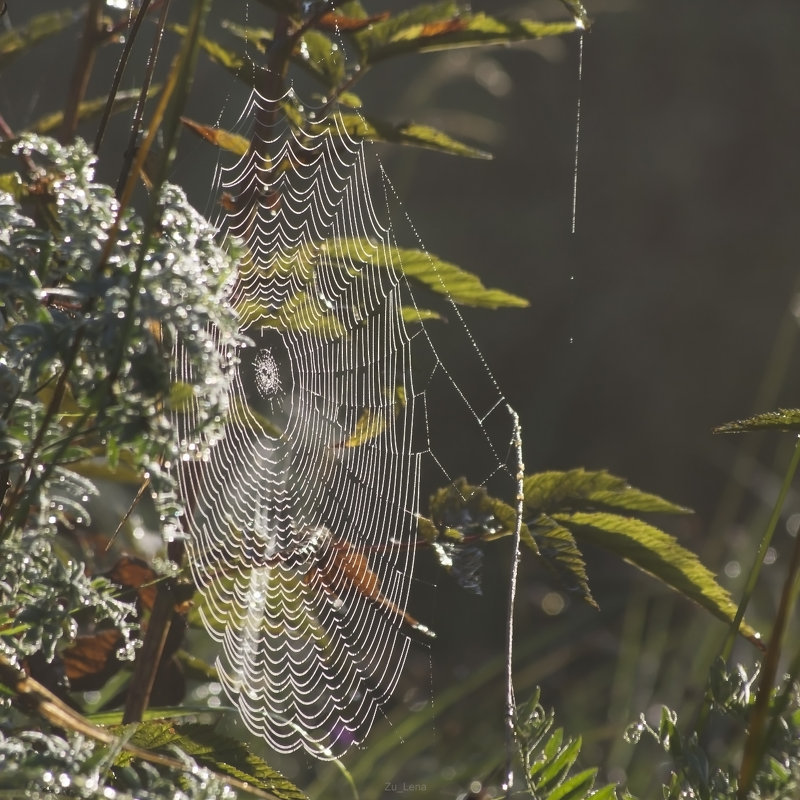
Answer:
114, 0, 173, 196
737, 438, 800, 798
61, 0, 106, 142
122, 578, 175, 724
0, 654, 281, 799
94, 0, 154, 155
504, 405, 525, 799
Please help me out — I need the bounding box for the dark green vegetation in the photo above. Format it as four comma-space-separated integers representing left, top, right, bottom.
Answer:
1, 2, 799, 798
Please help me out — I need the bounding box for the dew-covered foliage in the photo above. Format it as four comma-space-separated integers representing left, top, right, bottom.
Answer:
0, 136, 239, 527
0, 724, 235, 800
627, 661, 800, 799
2, 3, 799, 799
0, 532, 138, 666
0, 134, 246, 798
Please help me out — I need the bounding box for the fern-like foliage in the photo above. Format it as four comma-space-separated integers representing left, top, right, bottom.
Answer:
626, 660, 800, 799
516, 690, 619, 800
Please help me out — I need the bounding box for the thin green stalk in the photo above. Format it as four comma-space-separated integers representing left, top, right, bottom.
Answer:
115, 0, 171, 197
115, 0, 212, 724
695, 438, 800, 740
723, 439, 800, 663
94, 0, 153, 155
737, 437, 800, 798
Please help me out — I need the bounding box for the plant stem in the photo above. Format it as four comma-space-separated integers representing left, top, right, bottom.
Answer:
115, 0, 172, 197
61, 0, 106, 143
94, 0, 154, 156
122, 578, 174, 724
737, 436, 800, 797
504, 405, 525, 799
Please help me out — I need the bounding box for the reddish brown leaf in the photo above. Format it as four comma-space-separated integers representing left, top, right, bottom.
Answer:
63, 629, 123, 689
180, 117, 250, 156
316, 11, 390, 32
107, 556, 158, 612
417, 19, 469, 38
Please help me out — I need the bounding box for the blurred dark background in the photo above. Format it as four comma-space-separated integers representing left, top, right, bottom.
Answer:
3, 0, 800, 795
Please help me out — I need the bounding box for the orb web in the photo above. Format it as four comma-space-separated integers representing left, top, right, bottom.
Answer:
175, 79, 520, 758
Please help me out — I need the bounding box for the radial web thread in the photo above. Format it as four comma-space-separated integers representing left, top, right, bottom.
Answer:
175, 86, 519, 758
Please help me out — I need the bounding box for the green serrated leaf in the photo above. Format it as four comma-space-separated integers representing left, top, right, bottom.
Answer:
0, 10, 79, 71
176, 722, 308, 799
30, 88, 157, 135
311, 111, 492, 158
524, 469, 691, 516
554, 511, 761, 645
234, 292, 348, 338
320, 237, 529, 309
531, 516, 597, 609
714, 408, 800, 434
123, 720, 307, 799
355, 3, 580, 64
428, 477, 531, 542
588, 786, 619, 800
174, 26, 258, 86
402, 306, 445, 324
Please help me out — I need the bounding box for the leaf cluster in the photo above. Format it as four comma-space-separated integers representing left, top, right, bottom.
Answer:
0, 134, 239, 531
516, 689, 618, 800
627, 661, 800, 800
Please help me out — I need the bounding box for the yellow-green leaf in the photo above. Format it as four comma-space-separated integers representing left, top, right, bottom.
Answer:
555, 511, 760, 645
173, 26, 258, 86
355, 3, 580, 64
0, 10, 79, 70
221, 21, 345, 89
311, 112, 492, 159
181, 116, 250, 156
714, 408, 800, 434
524, 469, 691, 516
530, 515, 596, 608
402, 306, 445, 324
30, 88, 158, 135
124, 721, 307, 800
320, 237, 529, 309
338, 388, 406, 448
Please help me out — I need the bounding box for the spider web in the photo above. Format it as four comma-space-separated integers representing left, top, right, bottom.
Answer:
175, 57, 521, 760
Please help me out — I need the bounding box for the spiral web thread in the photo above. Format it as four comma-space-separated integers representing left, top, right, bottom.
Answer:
175, 82, 519, 758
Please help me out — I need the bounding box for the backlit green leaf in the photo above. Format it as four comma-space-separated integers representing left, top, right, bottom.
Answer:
30, 88, 157, 135
221, 21, 345, 89
124, 720, 307, 799
530, 516, 596, 608
310, 112, 492, 158
554, 511, 761, 645
320, 237, 529, 309
714, 408, 800, 434
174, 26, 258, 86
524, 469, 690, 516
354, 3, 580, 64
0, 10, 79, 71
402, 306, 445, 324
